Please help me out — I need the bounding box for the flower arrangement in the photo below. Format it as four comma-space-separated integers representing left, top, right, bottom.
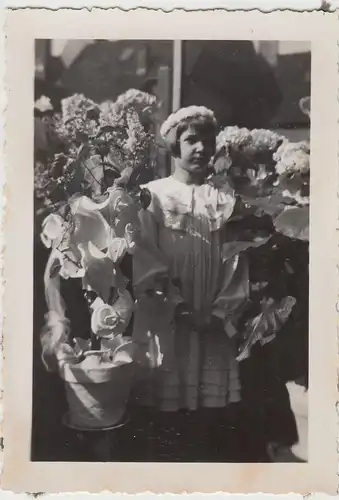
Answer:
41, 188, 138, 347
34, 89, 157, 216
216, 126, 284, 160
36, 89, 157, 429
212, 125, 310, 360
214, 125, 310, 214
39, 186, 144, 429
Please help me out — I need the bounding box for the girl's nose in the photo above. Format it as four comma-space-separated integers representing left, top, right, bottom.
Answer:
195, 141, 204, 152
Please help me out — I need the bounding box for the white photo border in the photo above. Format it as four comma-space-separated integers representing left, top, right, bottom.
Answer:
3, 8, 338, 494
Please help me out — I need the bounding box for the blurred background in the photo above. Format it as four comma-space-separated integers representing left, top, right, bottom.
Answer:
35, 39, 310, 141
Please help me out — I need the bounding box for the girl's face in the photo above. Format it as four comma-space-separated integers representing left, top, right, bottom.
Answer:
177, 125, 216, 174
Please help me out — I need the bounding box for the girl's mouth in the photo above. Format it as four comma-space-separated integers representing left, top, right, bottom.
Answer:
192, 156, 205, 163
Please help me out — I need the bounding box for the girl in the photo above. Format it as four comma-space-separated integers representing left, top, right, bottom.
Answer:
131, 106, 249, 461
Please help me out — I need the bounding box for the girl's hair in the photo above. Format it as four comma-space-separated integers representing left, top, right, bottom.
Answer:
166, 116, 217, 157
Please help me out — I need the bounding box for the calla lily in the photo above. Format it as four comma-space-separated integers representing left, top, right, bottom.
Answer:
74, 189, 139, 238
41, 193, 136, 295
73, 191, 140, 252
102, 188, 140, 239
78, 241, 126, 302
78, 191, 137, 244
78, 241, 117, 302
70, 196, 112, 251
41, 213, 67, 248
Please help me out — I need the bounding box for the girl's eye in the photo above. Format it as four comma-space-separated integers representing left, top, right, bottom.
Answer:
186, 137, 197, 145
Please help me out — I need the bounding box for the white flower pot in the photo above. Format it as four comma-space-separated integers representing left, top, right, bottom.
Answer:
59, 349, 135, 430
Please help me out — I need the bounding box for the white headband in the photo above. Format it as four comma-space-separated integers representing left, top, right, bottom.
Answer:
160, 105, 217, 140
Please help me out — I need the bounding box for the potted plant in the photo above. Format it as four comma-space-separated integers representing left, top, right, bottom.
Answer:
36, 90, 156, 430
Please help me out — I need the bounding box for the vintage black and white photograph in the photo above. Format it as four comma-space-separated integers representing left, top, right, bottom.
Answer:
31, 38, 310, 465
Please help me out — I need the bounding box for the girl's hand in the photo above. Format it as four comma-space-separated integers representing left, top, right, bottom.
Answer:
209, 315, 225, 334
174, 302, 194, 327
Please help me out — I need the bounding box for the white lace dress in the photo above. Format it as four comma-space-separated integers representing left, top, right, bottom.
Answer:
132, 176, 249, 411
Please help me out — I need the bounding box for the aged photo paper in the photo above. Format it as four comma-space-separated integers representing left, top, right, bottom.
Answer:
3, 8, 339, 494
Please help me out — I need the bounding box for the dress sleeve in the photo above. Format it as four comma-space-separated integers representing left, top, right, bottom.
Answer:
132, 193, 183, 306
212, 253, 249, 337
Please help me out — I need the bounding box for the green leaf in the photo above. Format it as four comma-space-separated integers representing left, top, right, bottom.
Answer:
214, 154, 232, 174
241, 194, 287, 217
222, 237, 271, 261
274, 206, 309, 241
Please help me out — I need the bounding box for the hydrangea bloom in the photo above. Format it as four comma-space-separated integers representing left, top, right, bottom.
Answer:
35, 89, 157, 213
247, 129, 285, 154
99, 100, 121, 128
114, 89, 156, 117
98, 92, 156, 178
53, 94, 101, 143
35, 95, 53, 113
216, 126, 284, 155
61, 94, 98, 124
274, 141, 310, 175
123, 109, 150, 167
216, 126, 252, 152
